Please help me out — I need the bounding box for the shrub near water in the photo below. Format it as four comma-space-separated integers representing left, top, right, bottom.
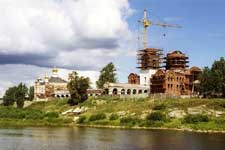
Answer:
77, 116, 87, 124
109, 113, 119, 120
89, 113, 106, 121
0, 106, 59, 120
183, 114, 209, 124
146, 112, 167, 121
120, 117, 141, 126
45, 112, 59, 118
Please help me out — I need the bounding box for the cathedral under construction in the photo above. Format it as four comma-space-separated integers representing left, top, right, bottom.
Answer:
128, 48, 202, 97
105, 9, 202, 97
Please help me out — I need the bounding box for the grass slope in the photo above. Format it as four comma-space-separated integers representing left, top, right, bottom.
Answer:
76, 97, 225, 131
0, 99, 73, 127
1, 97, 225, 131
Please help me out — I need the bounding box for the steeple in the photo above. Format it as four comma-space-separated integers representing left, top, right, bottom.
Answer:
52, 67, 58, 77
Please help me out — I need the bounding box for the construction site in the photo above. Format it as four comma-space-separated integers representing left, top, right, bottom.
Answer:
105, 9, 202, 97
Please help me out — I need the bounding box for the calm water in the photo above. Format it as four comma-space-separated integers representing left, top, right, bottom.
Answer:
0, 127, 225, 150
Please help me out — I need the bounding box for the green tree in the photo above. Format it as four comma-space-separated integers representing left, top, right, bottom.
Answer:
96, 62, 117, 88
199, 57, 225, 98
211, 57, 225, 97
3, 83, 28, 108
67, 71, 90, 106
199, 67, 214, 97
28, 86, 34, 101
3, 86, 17, 106
15, 83, 28, 108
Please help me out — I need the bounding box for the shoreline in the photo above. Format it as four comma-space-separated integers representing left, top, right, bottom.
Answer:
0, 121, 225, 134
75, 124, 225, 134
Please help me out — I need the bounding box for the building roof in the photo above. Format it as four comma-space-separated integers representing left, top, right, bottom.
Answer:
167, 50, 188, 58
190, 66, 202, 72
49, 77, 67, 83
128, 73, 140, 77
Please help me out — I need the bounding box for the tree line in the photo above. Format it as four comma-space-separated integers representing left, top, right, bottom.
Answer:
3, 83, 34, 108
199, 57, 225, 98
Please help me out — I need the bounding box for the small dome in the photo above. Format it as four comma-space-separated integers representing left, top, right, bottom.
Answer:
52, 67, 58, 73
167, 50, 186, 58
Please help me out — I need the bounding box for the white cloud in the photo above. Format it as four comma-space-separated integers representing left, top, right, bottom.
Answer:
0, 0, 133, 69
0, 0, 136, 96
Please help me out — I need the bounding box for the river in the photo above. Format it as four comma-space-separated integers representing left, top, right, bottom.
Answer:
0, 127, 225, 150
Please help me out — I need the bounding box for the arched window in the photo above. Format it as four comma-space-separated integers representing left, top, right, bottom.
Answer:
121, 89, 125, 95
138, 90, 142, 94
127, 89, 131, 95
144, 90, 148, 93
113, 88, 118, 95
133, 89, 137, 95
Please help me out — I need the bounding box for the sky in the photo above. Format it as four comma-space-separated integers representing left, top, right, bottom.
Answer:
0, 0, 225, 97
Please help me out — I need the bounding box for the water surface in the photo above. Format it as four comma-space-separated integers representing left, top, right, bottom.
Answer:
0, 127, 225, 150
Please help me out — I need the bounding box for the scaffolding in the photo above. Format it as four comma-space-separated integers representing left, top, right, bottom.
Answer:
163, 51, 189, 70
137, 48, 164, 70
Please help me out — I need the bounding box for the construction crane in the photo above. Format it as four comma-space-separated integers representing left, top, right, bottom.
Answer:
139, 9, 182, 49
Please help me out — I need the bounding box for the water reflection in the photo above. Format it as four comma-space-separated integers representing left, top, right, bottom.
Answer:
0, 127, 225, 150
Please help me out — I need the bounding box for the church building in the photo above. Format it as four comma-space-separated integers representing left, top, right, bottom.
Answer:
34, 67, 70, 100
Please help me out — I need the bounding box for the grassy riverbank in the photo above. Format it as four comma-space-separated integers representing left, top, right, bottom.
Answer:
76, 96, 225, 132
1, 97, 225, 132
0, 100, 73, 127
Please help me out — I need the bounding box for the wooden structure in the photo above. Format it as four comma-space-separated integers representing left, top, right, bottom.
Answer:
137, 48, 163, 70
164, 51, 189, 70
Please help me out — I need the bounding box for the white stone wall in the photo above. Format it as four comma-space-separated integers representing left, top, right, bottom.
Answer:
139, 69, 157, 86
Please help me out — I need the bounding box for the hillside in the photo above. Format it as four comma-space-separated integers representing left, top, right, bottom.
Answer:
71, 97, 225, 132
1, 97, 225, 132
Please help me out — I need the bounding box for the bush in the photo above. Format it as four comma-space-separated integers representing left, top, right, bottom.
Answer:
146, 112, 167, 122
109, 113, 119, 120
77, 116, 86, 124
120, 117, 141, 126
140, 120, 164, 127
25, 110, 45, 120
89, 113, 106, 121
153, 104, 166, 110
0, 107, 46, 120
183, 114, 209, 124
45, 112, 59, 118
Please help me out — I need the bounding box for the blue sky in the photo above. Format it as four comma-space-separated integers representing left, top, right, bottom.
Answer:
114, 0, 225, 82
120, 0, 225, 69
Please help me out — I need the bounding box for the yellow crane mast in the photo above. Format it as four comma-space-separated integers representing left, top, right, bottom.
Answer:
139, 9, 182, 49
